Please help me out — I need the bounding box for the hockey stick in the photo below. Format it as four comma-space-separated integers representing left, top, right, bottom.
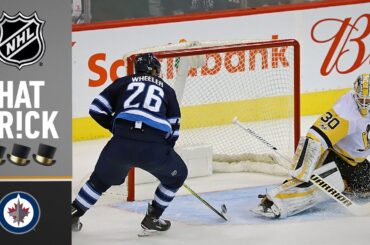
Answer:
232, 117, 370, 216
172, 53, 227, 221
183, 183, 228, 221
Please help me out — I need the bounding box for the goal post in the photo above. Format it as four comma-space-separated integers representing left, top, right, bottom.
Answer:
125, 39, 300, 201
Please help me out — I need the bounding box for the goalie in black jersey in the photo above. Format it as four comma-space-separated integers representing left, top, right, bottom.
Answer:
71, 53, 188, 234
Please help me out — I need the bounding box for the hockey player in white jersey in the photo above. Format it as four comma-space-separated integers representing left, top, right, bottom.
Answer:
253, 74, 370, 218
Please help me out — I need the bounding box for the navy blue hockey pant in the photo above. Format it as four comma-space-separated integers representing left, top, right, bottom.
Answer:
85, 122, 188, 217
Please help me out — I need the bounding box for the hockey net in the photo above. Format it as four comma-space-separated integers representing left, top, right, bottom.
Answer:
124, 39, 300, 201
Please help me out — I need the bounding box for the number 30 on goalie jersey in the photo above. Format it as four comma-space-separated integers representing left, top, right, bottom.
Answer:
307, 91, 370, 164
320, 111, 340, 130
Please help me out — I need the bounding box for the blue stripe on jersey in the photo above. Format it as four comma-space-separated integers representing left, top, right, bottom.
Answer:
96, 95, 112, 113
89, 104, 108, 115
172, 130, 179, 136
115, 110, 172, 133
91, 99, 112, 115
168, 117, 180, 125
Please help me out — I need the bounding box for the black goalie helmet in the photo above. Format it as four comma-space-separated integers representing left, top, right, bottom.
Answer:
134, 53, 161, 76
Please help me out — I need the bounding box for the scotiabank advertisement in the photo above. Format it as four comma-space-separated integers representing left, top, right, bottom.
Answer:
72, 2, 369, 127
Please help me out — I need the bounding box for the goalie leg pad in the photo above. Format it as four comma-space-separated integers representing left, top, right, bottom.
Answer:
313, 161, 345, 191
289, 137, 322, 182
258, 162, 344, 218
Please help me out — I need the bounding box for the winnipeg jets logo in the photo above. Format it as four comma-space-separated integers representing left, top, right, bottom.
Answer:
0, 191, 41, 234
0, 12, 45, 69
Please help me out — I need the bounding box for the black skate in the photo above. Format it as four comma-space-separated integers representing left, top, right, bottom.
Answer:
251, 194, 281, 218
138, 203, 171, 237
71, 204, 83, 232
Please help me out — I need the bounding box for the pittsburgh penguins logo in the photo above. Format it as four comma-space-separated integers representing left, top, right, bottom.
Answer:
0, 191, 41, 234
358, 124, 370, 152
0, 12, 45, 69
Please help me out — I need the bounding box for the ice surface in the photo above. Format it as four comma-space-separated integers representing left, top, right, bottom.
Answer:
72, 115, 370, 245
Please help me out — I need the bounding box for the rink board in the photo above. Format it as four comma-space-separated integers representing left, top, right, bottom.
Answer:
114, 185, 369, 225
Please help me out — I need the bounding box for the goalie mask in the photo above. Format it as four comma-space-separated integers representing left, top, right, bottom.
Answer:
134, 53, 161, 76
353, 74, 370, 116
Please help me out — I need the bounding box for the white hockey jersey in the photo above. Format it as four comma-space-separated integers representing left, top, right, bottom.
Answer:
307, 91, 370, 165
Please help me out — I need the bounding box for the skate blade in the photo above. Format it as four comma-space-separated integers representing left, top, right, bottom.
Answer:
72, 223, 83, 232
250, 207, 278, 219
138, 228, 160, 237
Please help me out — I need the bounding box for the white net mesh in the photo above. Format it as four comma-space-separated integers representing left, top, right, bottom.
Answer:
125, 40, 298, 172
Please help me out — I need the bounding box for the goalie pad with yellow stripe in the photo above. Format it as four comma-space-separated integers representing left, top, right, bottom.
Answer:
258, 162, 345, 219
289, 137, 322, 182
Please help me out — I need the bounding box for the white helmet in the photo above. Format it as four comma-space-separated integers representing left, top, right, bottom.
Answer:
353, 74, 370, 116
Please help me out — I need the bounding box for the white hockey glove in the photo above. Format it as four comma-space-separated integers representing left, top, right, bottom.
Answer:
289, 137, 322, 182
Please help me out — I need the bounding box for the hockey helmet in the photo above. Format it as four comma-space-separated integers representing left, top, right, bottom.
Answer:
353, 74, 370, 116
134, 53, 161, 76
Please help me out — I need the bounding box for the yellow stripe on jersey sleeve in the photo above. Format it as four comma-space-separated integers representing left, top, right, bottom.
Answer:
330, 147, 364, 166
310, 109, 349, 148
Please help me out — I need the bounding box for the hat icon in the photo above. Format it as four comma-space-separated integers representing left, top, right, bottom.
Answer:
0, 146, 6, 165
33, 143, 57, 166
7, 144, 31, 166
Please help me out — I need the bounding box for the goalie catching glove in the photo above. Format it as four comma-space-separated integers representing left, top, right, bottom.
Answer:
289, 137, 322, 182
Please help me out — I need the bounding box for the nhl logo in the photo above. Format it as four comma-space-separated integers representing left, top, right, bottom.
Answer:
0, 12, 45, 69
0, 191, 41, 234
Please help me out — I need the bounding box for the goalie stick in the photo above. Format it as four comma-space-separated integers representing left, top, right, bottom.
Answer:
183, 183, 228, 221
232, 117, 370, 216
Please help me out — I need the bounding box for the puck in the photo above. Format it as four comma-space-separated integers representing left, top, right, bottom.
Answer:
221, 204, 227, 214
